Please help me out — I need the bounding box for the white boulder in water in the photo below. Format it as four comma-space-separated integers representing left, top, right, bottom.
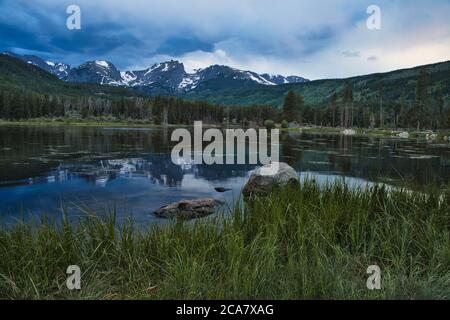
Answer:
242, 162, 300, 199
342, 129, 356, 136
398, 132, 410, 139
426, 132, 437, 141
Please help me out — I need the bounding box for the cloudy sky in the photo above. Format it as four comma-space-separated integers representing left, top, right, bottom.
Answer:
1, 0, 449, 79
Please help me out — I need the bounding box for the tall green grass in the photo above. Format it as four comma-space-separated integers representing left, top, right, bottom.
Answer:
0, 181, 449, 299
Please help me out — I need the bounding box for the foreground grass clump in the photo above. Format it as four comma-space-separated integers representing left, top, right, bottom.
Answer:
0, 181, 449, 299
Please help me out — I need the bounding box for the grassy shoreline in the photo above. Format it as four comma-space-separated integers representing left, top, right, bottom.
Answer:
0, 118, 167, 128
0, 119, 231, 129
284, 126, 450, 141
1, 119, 449, 137
0, 181, 448, 299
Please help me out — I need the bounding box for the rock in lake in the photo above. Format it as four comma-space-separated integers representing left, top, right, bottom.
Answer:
342, 129, 356, 136
154, 198, 225, 220
242, 162, 300, 199
398, 131, 410, 139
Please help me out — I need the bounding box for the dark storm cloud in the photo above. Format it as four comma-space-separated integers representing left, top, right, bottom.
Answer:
0, 0, 449, 78
155, 37, 215, 56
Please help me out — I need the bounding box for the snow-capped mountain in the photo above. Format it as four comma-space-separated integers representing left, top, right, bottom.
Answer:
122, 63, 308, 94
260, 73, 308, 85
4, 52, 70, 79
196, 65, 276, 86
67, 60, 123, 85
122, 60, 189, 91
3, 52, 309, 94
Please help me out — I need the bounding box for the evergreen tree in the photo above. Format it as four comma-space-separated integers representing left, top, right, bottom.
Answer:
342, 84, 353, 128
378, 84, 384, 128
436, 94, 445, 129
445, 106, 450, 129
282, 90, 305, 123
283, 91, 297, 121
0, 90, 4, 119
414, 68, 430, 130
330, 92, 338, 127
393, 103, 402, 129
295, 93, 305, 123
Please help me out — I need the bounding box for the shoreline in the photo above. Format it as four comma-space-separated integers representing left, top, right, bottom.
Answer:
0, 119, 177, 128
284, 126, 450, 140
1, 119, 449, 141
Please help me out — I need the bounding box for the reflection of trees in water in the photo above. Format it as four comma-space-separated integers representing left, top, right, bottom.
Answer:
328, 153, 337, 171
339, 158, 352, 176
2, 126, 450, 187
280, 132, 302, 167
1, 125, 176, 157
0, 126, 178, 183
291, 133, 450, 185
339, 134, 353, 152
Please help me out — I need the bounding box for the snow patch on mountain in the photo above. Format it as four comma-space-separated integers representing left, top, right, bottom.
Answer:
245, 72, 276, 85
95, 60, 110, 68
121, 71, 137, 85
260, 73, 308, 85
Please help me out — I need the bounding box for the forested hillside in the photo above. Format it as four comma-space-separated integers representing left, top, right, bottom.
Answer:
183, 60, 450, 129
0, 55, 278, 124
184, 60, 450, 108
1, 54, 450, 129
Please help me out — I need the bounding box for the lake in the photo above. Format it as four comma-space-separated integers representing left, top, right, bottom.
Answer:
1, 125, 449, 224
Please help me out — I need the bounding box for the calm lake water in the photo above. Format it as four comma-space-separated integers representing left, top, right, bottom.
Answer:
1, 125, 449, 224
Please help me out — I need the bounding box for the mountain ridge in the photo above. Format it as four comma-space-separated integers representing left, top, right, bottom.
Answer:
3, 52, 309, 95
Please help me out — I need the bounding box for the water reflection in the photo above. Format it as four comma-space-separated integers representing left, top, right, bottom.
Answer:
18, 155, 260, 190
0, 125, 449, 223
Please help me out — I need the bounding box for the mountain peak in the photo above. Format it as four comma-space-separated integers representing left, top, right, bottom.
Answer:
149, 60, 185, 72
4, 51, 71, 79
94, 60, 113, 68
68, 59, 122, 85
79, 60, 116, 69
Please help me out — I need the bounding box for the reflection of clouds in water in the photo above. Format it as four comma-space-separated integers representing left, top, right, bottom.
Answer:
299, 172, 383, 189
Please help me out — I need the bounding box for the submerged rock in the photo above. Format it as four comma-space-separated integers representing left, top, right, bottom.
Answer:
242, 162, 300, 199
154, 198, 225, 220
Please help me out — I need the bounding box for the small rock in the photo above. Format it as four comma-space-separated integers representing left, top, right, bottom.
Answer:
154, 198, 225, 220
342, 129, 356, 136
426, 133, 437, 141
242, 162, 300, 199
214, 187, 232, 193
398, 131, 410, 139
